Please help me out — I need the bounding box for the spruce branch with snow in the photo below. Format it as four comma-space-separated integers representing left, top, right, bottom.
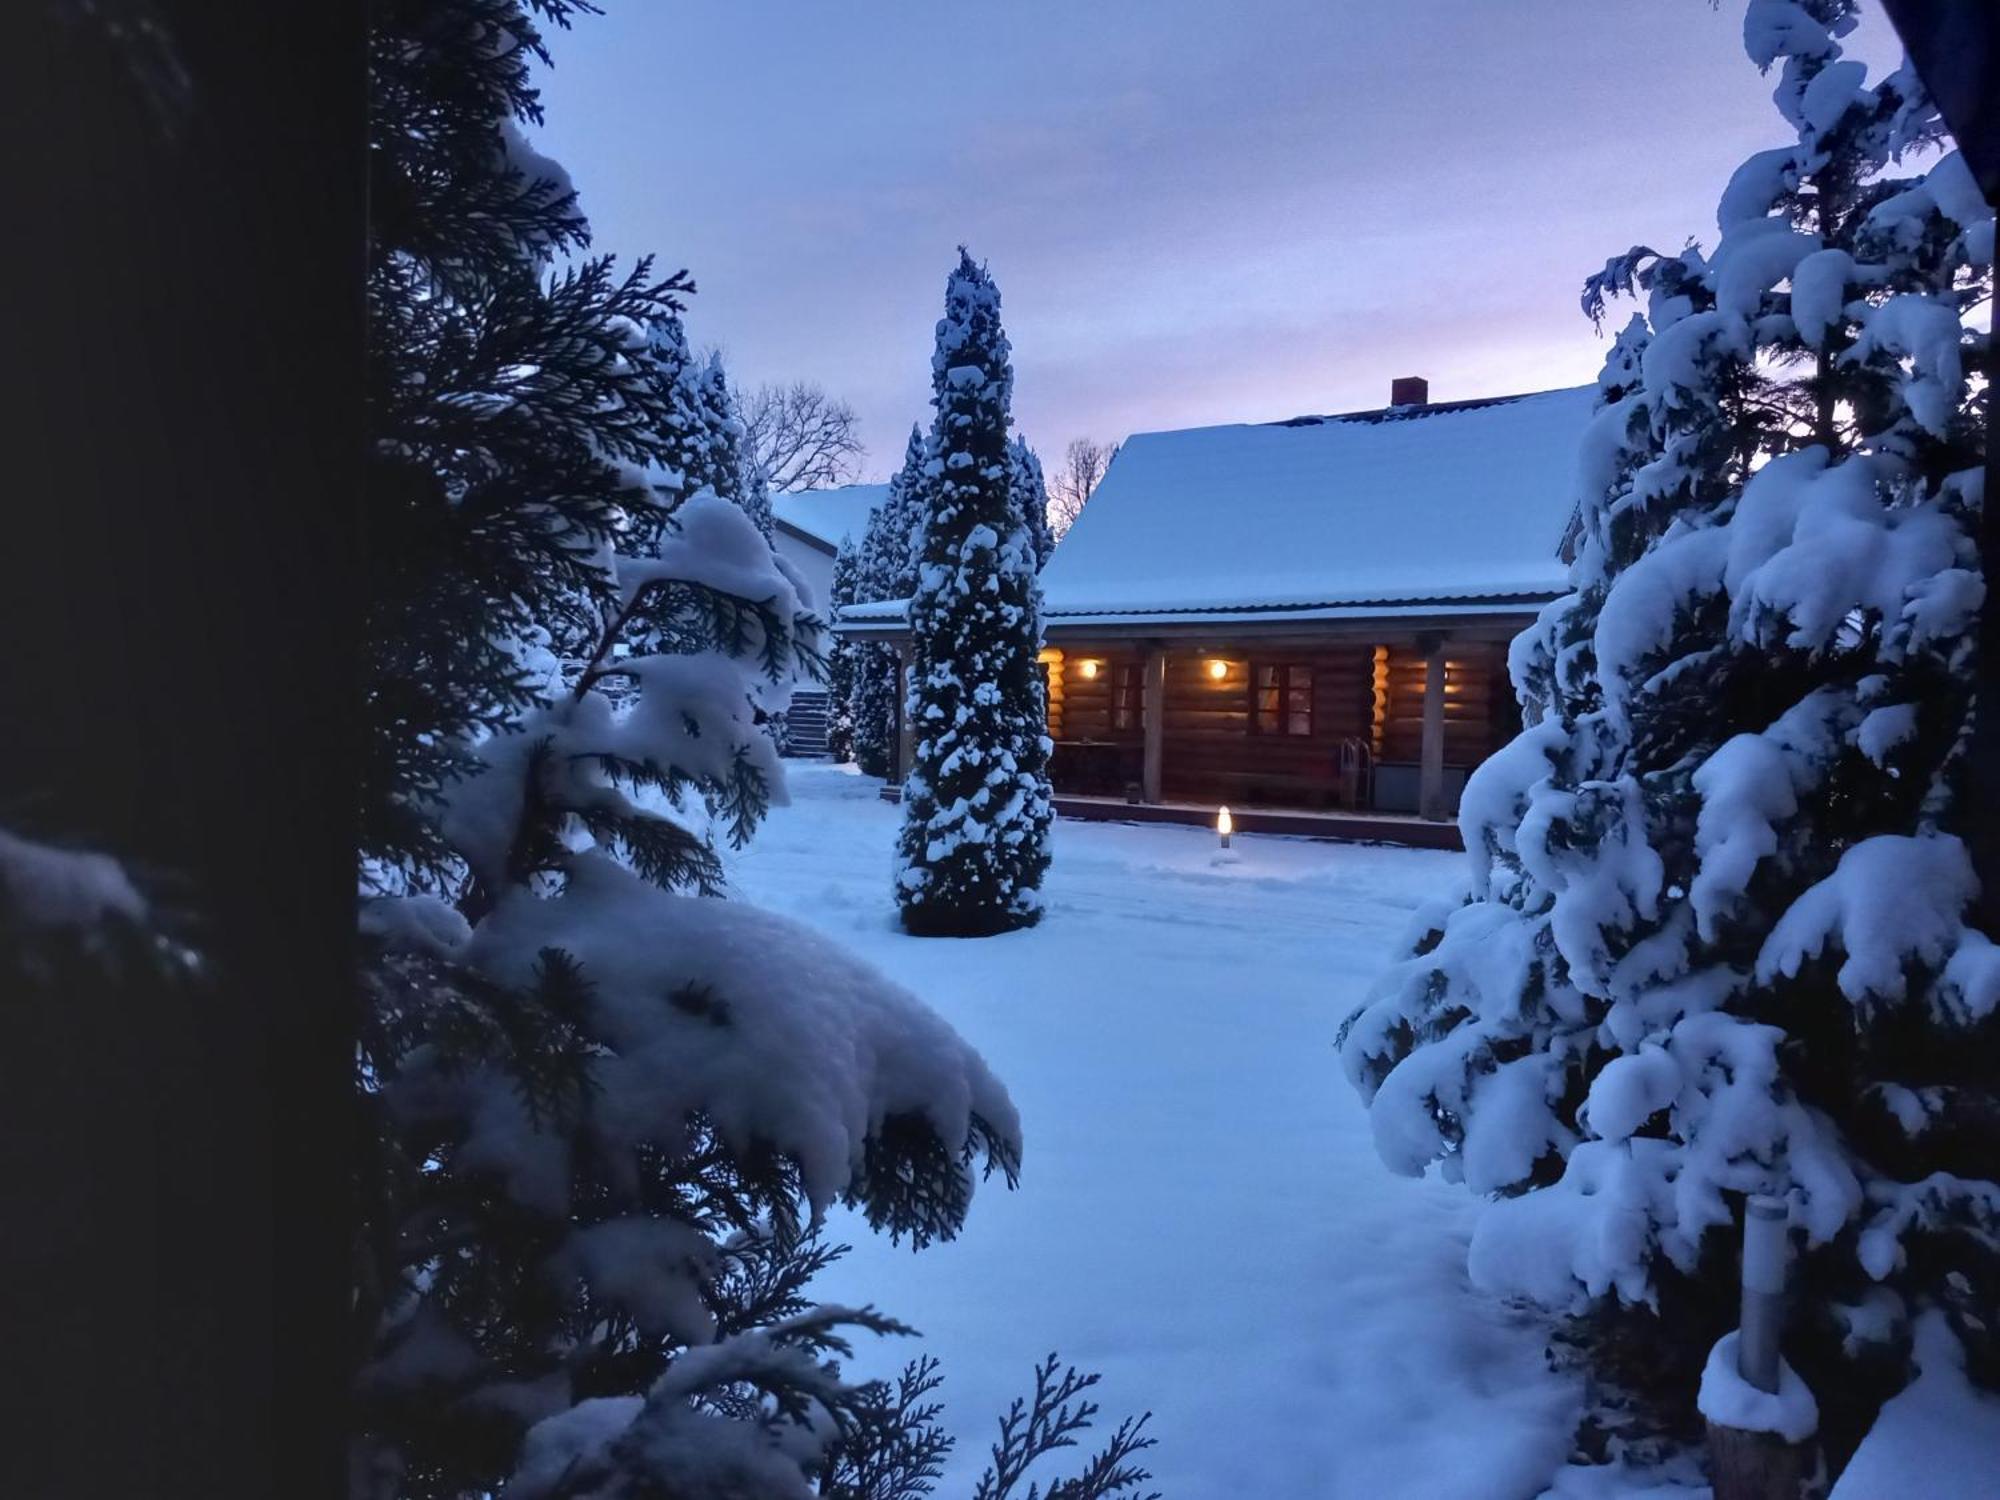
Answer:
1340, 0, 1996, 1454
357, 8, 1039, 1497
894, 251, 1054, 937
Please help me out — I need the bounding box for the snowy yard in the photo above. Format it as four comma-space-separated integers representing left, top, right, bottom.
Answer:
725, 763, 1588, 1497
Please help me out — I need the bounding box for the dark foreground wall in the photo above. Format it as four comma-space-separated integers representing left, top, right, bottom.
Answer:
3, 7, 362, 1497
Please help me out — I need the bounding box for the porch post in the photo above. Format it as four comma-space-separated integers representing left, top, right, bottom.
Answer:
1418, 633, 1448, 822
894, 638, 916, 785
1142, 643, 1166, 804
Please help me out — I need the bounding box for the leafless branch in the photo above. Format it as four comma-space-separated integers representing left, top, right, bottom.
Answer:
1047, 437, 1118, 541
742, 380, 866, 493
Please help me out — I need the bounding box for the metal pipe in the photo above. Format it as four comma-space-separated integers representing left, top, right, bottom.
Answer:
1738, 1195, 1789, 1394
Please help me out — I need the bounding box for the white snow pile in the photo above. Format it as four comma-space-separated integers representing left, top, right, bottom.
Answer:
734, 766, 1587, 1498
1831, 1312, 2000, 1499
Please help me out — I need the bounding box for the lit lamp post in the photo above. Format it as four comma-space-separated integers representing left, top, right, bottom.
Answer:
1738, 1196, 1789, 1397
1217, 805, 1232, 849
1705, 1196, 1813, 1500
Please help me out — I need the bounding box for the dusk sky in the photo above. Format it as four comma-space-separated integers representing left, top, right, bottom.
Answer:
536, 1, 1903, 481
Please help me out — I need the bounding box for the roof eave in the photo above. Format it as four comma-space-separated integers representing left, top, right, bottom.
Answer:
771, 515, 838, 555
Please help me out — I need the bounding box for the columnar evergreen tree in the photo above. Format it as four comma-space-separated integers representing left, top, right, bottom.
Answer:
693, 351, 776, 541
358, 11, 1047, 1498
850, 426, 929, 777
639, 317, 774, 543
895, 251, 1054, 937
825, 536, 863, 763
1340, 0, 1996, 1457
1007, 436, 1055, 570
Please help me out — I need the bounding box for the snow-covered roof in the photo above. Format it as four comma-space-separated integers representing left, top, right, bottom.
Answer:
769, 483, 891, 553
1037, 386, 1597, 623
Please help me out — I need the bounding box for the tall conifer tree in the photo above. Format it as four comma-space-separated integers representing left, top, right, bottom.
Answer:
825, 536, 863, 763
895, 251, 1053, 937
1341, 0, 1997, 1454
1008, 435, 1055, 570
851, 426, 928, 776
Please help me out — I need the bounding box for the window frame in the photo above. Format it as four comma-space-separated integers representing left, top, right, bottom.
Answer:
1250, 660, 1315, 737
1109, 660, 1142, 733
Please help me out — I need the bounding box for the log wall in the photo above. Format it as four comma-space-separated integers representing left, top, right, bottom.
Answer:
1157, 648, 1373, 800
1049, 650, 1145, 742
1376, 641, 1515, 766
1047, 637, 1519, 808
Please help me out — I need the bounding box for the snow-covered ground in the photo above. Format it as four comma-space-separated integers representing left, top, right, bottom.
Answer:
725, 763, 1591, 1497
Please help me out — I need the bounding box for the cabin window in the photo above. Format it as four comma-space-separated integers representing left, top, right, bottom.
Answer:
1252, 662, 1313, 736
1110, 661, 1142, 731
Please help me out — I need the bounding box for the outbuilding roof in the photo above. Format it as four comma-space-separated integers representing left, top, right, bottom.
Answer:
769, 482, 891, 554
1034, 385, 1596, 626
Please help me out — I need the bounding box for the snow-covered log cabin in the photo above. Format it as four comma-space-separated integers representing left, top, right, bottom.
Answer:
841, 380, 1595, 839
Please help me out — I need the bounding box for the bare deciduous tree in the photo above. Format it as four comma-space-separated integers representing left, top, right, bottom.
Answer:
1047, 436, 1118, 540
740, 379, 866, 493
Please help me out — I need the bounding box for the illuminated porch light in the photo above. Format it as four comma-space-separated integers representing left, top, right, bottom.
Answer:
1079, 659, 1100, 680
1217, 805, 1233, 848
1206, 658, 1230, 681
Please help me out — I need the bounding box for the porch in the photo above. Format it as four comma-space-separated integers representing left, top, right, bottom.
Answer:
852, 609, 1534, 847
1035, 631, 1517, 823
875, 781, 1464, 850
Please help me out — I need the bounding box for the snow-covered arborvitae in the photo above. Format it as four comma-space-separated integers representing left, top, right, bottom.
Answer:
639, 319, 774, 544
1008, 436, 1055, 571
360, 488, 1020, 1500
693, 352, 776, 541
850, 425, 929, 777
358, 11, 1022, 1498
895, 250, 1053, 937
637, 312, 716, 516
1340, 0, 1996, 1446
825, 536, 862, 763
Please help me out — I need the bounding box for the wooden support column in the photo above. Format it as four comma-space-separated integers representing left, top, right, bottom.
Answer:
1141, 644, 1166, 804
894, 639, 916, 785
1418, 634, 1449, 822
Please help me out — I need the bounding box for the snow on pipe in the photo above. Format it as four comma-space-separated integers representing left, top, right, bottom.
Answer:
1739, 1194, 1789, 1395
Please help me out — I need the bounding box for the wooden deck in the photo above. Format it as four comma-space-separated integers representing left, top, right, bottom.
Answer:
876, 783, 1463, 851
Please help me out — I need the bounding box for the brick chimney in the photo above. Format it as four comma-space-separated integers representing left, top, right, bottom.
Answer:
1390, 375, 1429, 407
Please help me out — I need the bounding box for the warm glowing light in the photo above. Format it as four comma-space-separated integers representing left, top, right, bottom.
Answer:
1217, 805, 1233, 845
1079, 659, 1100, 680
1206, 658, 1229, 680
